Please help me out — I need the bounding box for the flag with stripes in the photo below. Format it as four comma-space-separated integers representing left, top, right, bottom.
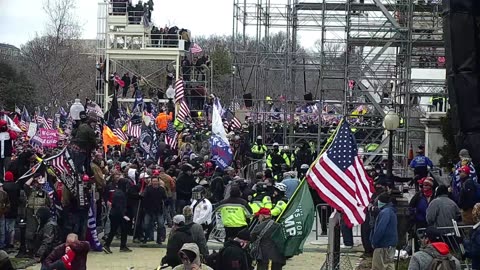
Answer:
175, 79, 185, 103
46, 118, 54, 130
231, 116, 241, 130
223, 121, 230, 132
44, 148, 72, 176
113, 127, 128, 142
177, 99, 190, 123
306, 120, 373, 227
190, 43, 203, 54
165, 121, 178, 149
127, 121, 141, 138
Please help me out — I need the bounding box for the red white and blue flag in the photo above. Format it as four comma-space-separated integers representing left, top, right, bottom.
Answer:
127, 121, 141, 138
174, 79, 185, 104
306, 120, 373, 227
165, 121, 178, 149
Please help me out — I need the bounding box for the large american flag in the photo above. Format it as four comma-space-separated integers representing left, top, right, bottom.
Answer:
36, 114, 50, 129
113, 127, 128, 142
177, 99, 190, 123
165, 121, 178, 149
175, 79, 185, 103
127, 121, 141, 138
306, 120, 373, 227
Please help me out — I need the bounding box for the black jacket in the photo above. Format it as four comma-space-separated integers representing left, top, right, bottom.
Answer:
36, 219, 59, 260
165, 225, 193, 267
251, 219, 285, 265
143, 186, 167, 214
210, 173, 225, 203
3, 182, 20, 219
459, 178, 477, 210
219, 239, 251, 270
110, 189, 127, 217
175, 172, 196, 201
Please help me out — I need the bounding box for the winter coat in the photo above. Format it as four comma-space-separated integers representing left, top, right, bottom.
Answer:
465, 223, 480, 270
165, 225, 194, 267
370, 203, 398, 249
185, 222, 209, 258
218, 239, 251, 270
0, 190, 9, 216
175, 172, 196, 202
251, 218, 285, 265
70, 123, 96, 152
91, 162, 106, 191
155, 112, 172, 131
110, 189, 127, 218
426, 195, 461, 227
143, 186, 167, 214
408, 242, 461, 270
35, 219, 59, 260
210, 174, 225, 203
172, 243, 213, 270
459, 178, 478, 210
3, 182, 20, 219
44, 241, 90, 270
409, 192, 430, 226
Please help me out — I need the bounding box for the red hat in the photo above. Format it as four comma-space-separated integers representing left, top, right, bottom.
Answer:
255, 208, 271, 217
4, 171, 14, 182
460, 165, 471, 175
152, 169, 160, 176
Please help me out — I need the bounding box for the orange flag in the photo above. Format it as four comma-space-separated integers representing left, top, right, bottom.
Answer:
102, 125, 123, 151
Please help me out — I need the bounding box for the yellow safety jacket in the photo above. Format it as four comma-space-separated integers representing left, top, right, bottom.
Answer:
271, 200, 287, 217
266, 151, 290, 168
216, 197, 252, 227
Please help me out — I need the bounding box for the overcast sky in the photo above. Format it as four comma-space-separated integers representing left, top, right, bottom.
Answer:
0, 0, 319, 48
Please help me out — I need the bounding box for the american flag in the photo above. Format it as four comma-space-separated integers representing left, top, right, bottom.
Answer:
175, 79, 185, 103
165, 121, 178, 149
45, 148, 72, 176
46, 118, 54, 130
113, 127, 128, 142
177, 99, 190, 123
306, 120, 373, 227
190, 43, 203, 54
223, 121, 230, 131
231, 116, 242, 130
127, 121, 141, 138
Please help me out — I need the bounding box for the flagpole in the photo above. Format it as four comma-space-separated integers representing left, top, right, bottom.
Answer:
275, 118, 344, 222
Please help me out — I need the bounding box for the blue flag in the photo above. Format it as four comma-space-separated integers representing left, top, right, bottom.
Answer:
210, 98, 232, 169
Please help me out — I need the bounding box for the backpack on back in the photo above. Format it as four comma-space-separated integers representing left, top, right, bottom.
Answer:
426, 252, 456, 270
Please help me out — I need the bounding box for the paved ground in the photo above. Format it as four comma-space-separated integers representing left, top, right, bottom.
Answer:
25, 247, 360, 270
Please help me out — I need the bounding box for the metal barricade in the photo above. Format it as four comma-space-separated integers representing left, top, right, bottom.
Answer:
209, 212, 225, 243
416, 225, 474, 268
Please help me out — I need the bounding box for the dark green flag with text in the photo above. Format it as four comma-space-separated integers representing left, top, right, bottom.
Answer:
272, 179, 315, 257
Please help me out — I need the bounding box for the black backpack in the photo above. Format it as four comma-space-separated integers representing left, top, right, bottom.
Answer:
205, 248, 224, 270
425, 251, 456, 270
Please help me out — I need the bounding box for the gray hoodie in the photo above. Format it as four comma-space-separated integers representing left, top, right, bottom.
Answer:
173, 243, 213, 270
408, 242, 461, 270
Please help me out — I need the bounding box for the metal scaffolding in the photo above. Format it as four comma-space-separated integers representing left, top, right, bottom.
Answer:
232, 0, 446, 169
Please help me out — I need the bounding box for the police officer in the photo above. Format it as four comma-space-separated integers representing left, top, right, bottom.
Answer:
271, 183, 288, 218
266, 143, 290, 176
249, 182, 273, 215
409, 146, 433, 183
190, 185, 213, 240
215, 186, 252, 240
251, 136, 268, 160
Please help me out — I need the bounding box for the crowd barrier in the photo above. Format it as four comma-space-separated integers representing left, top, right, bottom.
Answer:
416, 224, 474, 269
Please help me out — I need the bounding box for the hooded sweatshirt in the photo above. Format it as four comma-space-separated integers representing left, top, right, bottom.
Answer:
172, 243, 213, 270
408, 242, 461, 270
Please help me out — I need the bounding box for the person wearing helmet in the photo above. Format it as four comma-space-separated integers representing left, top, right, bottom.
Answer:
294, 142, 314, 173
190, 185, 213, 239
266, 143, 290, 177
250, 136, 267, 160
271, 183, 288, 218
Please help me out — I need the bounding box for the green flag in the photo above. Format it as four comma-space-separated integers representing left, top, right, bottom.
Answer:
272, 179, 315, 257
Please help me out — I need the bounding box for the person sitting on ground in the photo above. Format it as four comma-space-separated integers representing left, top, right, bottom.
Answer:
43, 233, 90, 270
407, 226, 461, 270
173, 243, 213, 270
465, 203, 480, 270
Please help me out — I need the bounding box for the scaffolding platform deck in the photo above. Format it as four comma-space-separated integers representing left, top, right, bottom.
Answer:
295, 2, 441, 12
